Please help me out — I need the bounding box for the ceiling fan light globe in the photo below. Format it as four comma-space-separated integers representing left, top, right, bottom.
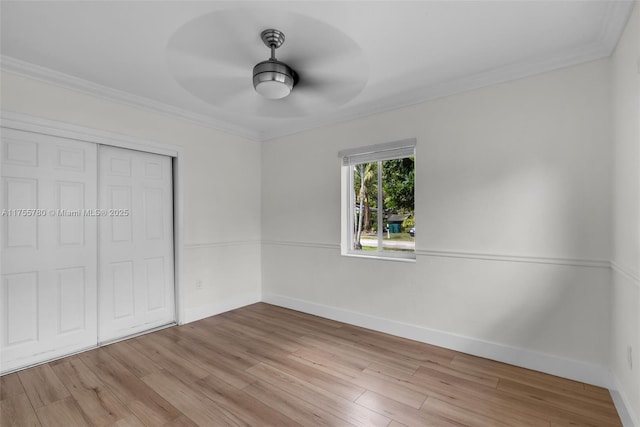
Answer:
255, 80, 292, 99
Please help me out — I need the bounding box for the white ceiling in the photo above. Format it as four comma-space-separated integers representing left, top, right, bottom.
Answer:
0, 1, 634, 141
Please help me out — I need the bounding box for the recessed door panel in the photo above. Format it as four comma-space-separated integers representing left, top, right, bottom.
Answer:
56, 147, 85, 171
144, 161, 162, 179
3, 272, 39, 346
145, 257, 165, 311
58, 267, 86, 333
111, 261, 134, 319
4, 178, 38, 249
57, 181, 85, 245
109, 186, 132, 242
144, 188, 163, 240
109, 157, 131, 176
4, 138, 38, 166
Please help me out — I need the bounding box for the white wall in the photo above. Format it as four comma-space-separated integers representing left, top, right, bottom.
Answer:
611, 3, 640, 424
1, 71, 263, 322
262, 59, 613, 383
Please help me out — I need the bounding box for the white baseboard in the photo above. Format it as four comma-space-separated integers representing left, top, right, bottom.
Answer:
611, 374, 639, 427
183, 292, 261, 324
262, 292, 612, 389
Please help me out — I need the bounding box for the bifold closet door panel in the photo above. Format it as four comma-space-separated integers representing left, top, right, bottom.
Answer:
98, 145, 175, 343
1, 128, 98, 373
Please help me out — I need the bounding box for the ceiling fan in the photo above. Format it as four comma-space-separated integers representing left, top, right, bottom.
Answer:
252, 29, 298, 100
166, 9, 368, 117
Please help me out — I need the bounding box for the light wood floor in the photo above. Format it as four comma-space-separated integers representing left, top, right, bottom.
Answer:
1, 303, 622, 426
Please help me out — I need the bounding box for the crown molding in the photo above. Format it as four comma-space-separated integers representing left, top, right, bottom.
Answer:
0, 55, 261, 142
597, 0, 636, 54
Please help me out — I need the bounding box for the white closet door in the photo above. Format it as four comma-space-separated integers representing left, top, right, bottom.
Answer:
98, 146, 175, 343
1, 128, 98, 373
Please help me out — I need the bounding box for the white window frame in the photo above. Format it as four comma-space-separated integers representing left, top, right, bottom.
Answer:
339, 138, 416, 262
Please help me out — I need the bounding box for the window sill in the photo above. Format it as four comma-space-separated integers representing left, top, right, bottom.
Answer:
342, 252, 416, 263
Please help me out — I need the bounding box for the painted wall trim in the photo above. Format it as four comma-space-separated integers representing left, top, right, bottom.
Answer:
262, 292, 613, 389
1, 110, 180, 157
262, 240, 341, 250
262, 239, 610, 269
183, 292, 262, 324
611, 373, 639, 427
598, 0, 637, 56
417, 249, 611, 269
612, 261, 640, 289
0, 58, 261, 142
185, 240, 261, 250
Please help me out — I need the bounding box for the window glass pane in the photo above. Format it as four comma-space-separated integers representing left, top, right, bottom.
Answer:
381, 157, 415, 253
350, 156, 414, 256
352, 161, 378, 251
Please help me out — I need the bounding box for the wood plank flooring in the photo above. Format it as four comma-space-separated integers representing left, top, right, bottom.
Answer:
0, 303, 622, 426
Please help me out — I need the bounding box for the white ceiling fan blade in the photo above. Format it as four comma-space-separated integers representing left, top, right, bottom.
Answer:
252, 95, 311, 118
180, 76, 252, 106
278, 95, 313, 116
167, 9, 264, 70
168, 50, 247, 79
286, 45, 362, 74
295, 73, 367, 106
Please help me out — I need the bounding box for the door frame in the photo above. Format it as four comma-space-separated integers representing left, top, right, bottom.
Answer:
0, 111, 186, 330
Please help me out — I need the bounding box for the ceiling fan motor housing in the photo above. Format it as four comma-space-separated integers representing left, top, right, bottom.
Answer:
253, 60, 298, 99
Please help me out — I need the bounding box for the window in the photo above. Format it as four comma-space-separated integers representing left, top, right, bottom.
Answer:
340, 139, 416, 260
